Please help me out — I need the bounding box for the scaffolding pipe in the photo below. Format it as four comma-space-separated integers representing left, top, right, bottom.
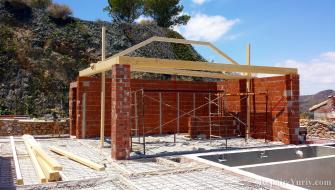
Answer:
177, 92, 180, 134
159, 92, 163, 134
265, 91, 269, 143
129, 89, 269, 156
144, 92, 229, 134
208, 93, 212, 144
193, 93, 196, 117
135, 92, 139, 137
141, 90, 146, 155
143, 93, 209, 123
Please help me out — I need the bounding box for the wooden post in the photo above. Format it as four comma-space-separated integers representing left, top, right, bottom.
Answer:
246, 44, 251, 141
100, 26, 106, 148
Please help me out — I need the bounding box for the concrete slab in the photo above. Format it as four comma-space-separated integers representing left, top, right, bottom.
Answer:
0, 136, 285, 190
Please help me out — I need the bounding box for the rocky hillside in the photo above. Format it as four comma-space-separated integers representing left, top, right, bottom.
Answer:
0, 1, 203, 117
300, 89, 335, 113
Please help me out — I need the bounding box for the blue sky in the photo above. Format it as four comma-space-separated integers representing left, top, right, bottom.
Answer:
54, 0, 335, 95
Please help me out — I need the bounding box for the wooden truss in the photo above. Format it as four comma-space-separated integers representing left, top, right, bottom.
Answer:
79, 36, 297, 77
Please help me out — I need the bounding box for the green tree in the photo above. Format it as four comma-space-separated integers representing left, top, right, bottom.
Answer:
144, 0, 190, 28
104, 0, 143, 23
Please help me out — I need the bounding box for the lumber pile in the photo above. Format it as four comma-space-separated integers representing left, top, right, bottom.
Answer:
300, 119, 335, 139
22, 135, 62, 183
49, 146, 105, 171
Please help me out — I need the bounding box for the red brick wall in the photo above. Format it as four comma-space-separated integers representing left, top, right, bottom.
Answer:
75, 77, 112, 138
0, 119, 68, 136
130, 79, 218, 135
188, 116, 236, 138
216, 79, 247, 136
70, 74, 299, 145
248, 74, 300, 144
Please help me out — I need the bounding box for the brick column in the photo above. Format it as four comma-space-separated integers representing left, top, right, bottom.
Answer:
111, 64, 131, 160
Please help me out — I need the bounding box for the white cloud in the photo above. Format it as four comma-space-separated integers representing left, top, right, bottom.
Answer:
192, 0, 209, 5
174, 13, 239, 42
134, 15, 153, 23
275, 52, 335, 95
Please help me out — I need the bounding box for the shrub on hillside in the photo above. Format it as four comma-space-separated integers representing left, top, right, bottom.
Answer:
5, 0, 52, 9
47, 3, 72, 20
29, 0, 52, 8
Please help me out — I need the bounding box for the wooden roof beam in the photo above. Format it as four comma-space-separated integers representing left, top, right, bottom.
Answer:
79, 57, 119, 77
121, 56, 297, 75
79, 56, 297, 77
104, 36, 239, 65
132, 67, 251, 79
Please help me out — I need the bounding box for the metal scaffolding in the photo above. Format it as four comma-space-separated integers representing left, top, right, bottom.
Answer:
130, 88, 269, 156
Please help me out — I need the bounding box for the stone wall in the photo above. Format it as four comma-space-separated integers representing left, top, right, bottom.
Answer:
0, 119, 69, 136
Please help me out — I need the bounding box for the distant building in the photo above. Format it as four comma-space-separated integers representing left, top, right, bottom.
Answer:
309, 96, 335, 120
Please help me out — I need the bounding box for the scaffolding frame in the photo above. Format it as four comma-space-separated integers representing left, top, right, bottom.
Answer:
130, 89, 269, 156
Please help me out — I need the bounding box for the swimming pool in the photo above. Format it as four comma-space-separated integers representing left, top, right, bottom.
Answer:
185, 144, 335, 190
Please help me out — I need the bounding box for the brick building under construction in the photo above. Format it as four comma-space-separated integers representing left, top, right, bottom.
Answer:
69, 33, 300, 160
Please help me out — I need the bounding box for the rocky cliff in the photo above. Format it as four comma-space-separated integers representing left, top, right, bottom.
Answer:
0, 1, 203, 117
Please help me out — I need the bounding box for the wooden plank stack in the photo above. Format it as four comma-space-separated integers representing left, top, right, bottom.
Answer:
22, 135, 62, 183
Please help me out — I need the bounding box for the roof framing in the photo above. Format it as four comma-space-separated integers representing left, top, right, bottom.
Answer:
105, 36, 240, 65
79, 56, 297, 77
79, 36, 298, 78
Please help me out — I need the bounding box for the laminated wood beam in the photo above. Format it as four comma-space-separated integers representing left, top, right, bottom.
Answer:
22, 135, 62, 171
10, 136, 23, 185
106, 36, 239, 65
79, 55, 297, 77
132, 67, 250, 79
36, 156, 60, 182
79, 57, 118, 77
79, 36, 298, 77
246, 44, 251, 140
49, 146, 105, 171
100, 26, 106, 148
22, 136, 47, 183
79, 36, 244, 76
121, 56, 297, 75
151, 37, 239, 65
